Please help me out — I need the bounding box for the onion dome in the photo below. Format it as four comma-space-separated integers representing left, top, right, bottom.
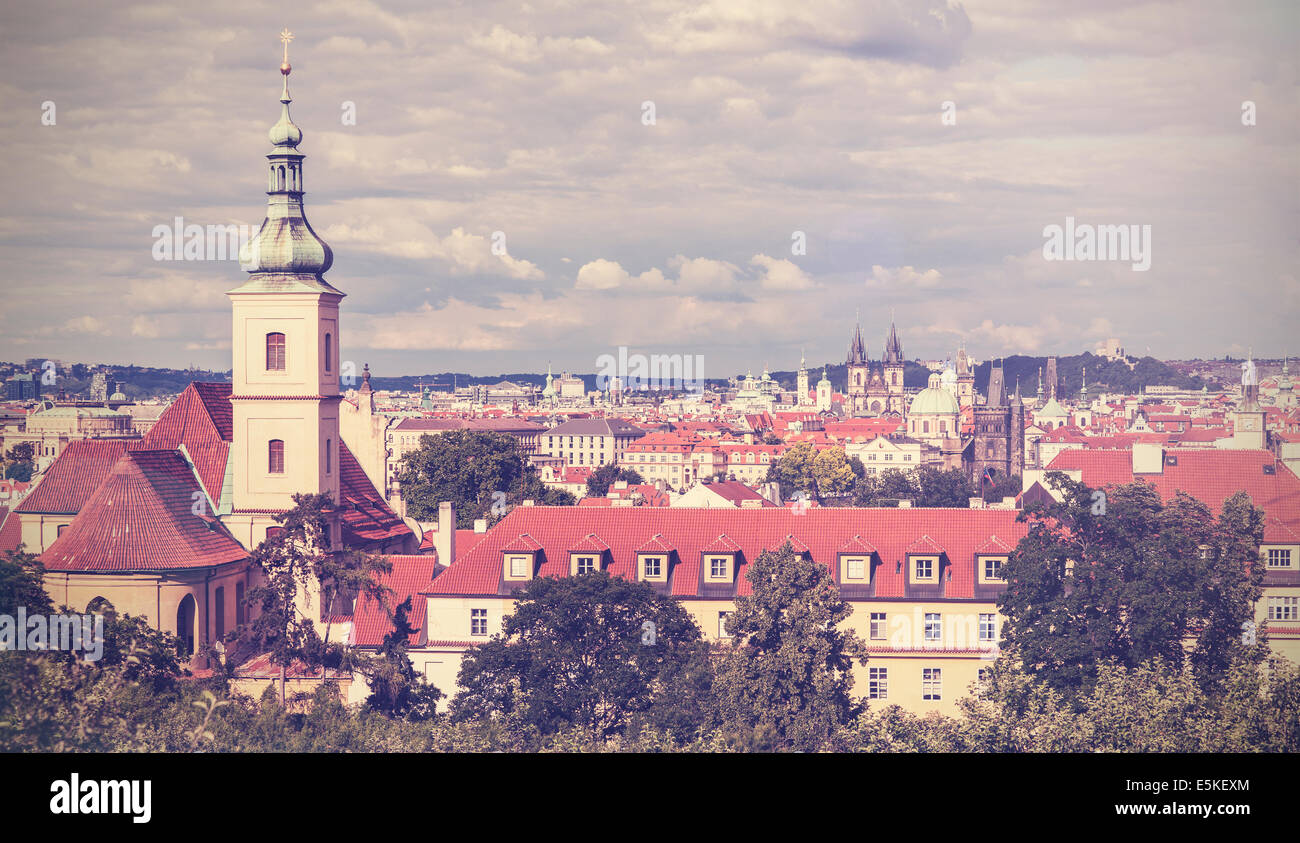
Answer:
235, 33, 337, 291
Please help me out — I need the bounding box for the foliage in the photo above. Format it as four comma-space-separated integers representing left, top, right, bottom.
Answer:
766, 443, 862, 502
450, 571, 711, 744
999, 475, 1265, 695
397, 429, 572, 526
713, 541, 866, 751
853, 465, 974, 507
0, 547, 55, 617
359, 596, 443, 720
586, 464, 644, 498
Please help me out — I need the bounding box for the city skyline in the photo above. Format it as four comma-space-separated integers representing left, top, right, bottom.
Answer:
0, 1, 1296, 376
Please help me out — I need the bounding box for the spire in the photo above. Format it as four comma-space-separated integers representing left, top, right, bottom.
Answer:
236, 30, 335, 288
359, 363, 372, 393
883, 313, 903, 365
847, 313, 867, 365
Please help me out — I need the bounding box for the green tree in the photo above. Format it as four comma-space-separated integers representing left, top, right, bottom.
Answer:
360, 596, 443, 720
0, 547, 54, 617
451, 571, 711, 743
397, 430, 571, 526
999, 475, 1265, 696
233, 493, 391, 703
713, 541, 867, 750
586, 464, 644, 497
767, 443, 861, 502
913, 465, 975, 507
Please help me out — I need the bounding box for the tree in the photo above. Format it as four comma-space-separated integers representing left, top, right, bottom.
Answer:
767, 443, 861, 502
713, 541, 867, 750
232, 493, 391, 703
851, 465, 972, 507
451, 571, 711, 743
998, 474, 1265, 696
980, 471, 1021, 503
3, 442, 35, 482
586, 464, 643, 498
397, 429, 572, 526
361, 596, 443, 720
0, 547, 54, 618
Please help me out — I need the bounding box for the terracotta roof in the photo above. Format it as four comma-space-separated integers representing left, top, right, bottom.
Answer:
350, 554, 443, 648
337, 443, 412, 546
974, 535, 1014, 554
15, 440, 136, 515
140, 383, 233, 501
635, 534, 675, 553
0, 507, 20, 554
1047, 448, 1300, 532
428, 507, 1026, 600
500, 533, 542, 553
838, 534, 878, 554
40, 450, 249, 572
905, 534, 946, 555
706, 480, 776, 506
569, 533, 610, 553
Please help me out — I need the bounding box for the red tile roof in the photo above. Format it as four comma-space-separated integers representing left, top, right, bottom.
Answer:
905, 535, 945, 555
636, 534, 675, 553
0, 507, 20, 554
1047, 448, 1300, 532
428, 507, 1027, 600
570, 533, 610, 553
350, 554, 443, 648
838, 535, 878, 554
40, 450, 249, 572
15, 440, 135, 515
337, 443, 412, 545
140, 383, 233, 501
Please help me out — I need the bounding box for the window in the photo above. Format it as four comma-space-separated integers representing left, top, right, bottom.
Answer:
914, 557, 934, 580
268, 440, 285, 474
718, 611, 731, 639
235, 582, 245, 626
509, 555, 530, 577
1268, 597, 1299, 621
325, 439, 331, 474
708, 556, 731, 580
575, 555, 597, 575
979, 613, 997, 642
846, 557, 865, 580
922, 667, 942, 700
324, 333, 332, 372
1268, 548, 1294, 568
215, 587, 226, 638
56, 524, 68, 537
643, 556, 662, 578
266, 332, 286, 371
869, 612, 887, 640
470, 608, 487, 635
868, 667, 888, 699
924, 613, 941, 641
982, 557, 1003, 582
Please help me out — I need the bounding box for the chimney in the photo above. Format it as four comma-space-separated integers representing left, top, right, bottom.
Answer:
1132, 442, 1164, 475
437, 501, 456, 565
473, 518, 487, 533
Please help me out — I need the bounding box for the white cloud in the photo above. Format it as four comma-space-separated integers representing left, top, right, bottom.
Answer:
868, 265, 943, 288
751, 254, 814, 290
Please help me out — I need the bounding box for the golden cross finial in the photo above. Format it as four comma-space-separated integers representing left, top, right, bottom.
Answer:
280, 28, 294, 64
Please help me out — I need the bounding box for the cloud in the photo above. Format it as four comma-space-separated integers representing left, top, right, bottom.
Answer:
751, 254, 814, 290
868, 265, 943, 289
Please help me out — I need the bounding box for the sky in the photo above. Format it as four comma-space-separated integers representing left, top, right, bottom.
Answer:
0, 0, 1296, 378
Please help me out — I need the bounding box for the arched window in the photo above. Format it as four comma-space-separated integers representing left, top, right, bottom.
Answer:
892, 373, 898, 385
176, 595, 196, 657
324, 333, 332, 372
277, 165, 286, 190
269, 439, 285, 474
325, 439, 332, 474
266, 332, 286, 371
235, 581, 246, 626
214, 587, 226, 638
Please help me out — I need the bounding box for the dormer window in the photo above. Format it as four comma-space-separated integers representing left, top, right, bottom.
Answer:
501, 534, 542, 582
913, 556, 936, 581
980, 557, 1006, 583
573, 554, 599, 575
705, 555, 734, 582
842, 556, 869, 582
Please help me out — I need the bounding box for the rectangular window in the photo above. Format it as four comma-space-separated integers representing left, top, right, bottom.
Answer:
470, 608, 487, 636
718, 611, 731, 639
324, 332, 332, 372
214, 587, 225, 639
510, 555, 529, 577
983, 557, 1003, 581
709, 557, 729, 579
1268, 596, 1299, 621
846, 557, 865, 580
868, 667, 888, 699
922, 667, 942, 700
979, 613, 997, 642
643, 556, 662, 578
1268, 548, 1294, 568
576, 556, 597, 575
914, 557, 933, 580
924, 613, 941, 641
268, 440, 285, 474
869, 612, 887, 640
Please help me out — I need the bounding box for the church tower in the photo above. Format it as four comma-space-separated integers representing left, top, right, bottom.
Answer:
796, 349, 810, 405
955, 344, 974, 409
882, 316, 905, 414
846, 315, 868, 413
230, 34, 342, 532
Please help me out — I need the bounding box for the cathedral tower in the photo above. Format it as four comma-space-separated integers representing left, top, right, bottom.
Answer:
230, 35, 343, 525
